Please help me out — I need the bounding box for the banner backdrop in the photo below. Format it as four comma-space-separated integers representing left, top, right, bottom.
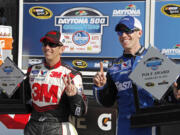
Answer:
154, 0, 180, 59
22, 1, 146, 70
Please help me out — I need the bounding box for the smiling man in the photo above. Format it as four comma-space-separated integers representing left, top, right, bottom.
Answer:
93, 16, 155, 135
23, 30, 87, 135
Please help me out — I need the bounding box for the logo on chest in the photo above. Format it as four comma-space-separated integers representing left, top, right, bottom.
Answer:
50, 71, 63, 78
32, 83, 61, 104
121, 60, 131, 70
115, 81, 132, 91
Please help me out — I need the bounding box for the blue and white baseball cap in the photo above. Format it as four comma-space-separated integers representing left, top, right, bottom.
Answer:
115, 16, 142, 31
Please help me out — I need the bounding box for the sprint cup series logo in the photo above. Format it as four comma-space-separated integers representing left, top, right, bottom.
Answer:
29, 6, 53, 19
161, 4, 180, 18
55, 7, 109, 53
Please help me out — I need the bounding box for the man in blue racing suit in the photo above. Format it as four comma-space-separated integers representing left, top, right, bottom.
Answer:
93, 16, 154, 135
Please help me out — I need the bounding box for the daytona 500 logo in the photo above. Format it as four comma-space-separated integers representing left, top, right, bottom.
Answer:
55, 7, 108, 54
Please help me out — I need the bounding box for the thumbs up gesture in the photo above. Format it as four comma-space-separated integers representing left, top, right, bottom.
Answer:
93, 62, 107, 87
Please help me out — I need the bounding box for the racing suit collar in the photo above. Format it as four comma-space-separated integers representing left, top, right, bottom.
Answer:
123, 46, 145, 57
44, 59, 61, 69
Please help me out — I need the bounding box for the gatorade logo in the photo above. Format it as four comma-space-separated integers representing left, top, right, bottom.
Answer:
98, 113, 112, 131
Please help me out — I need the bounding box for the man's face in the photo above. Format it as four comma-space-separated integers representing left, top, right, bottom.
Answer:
117, 26, 142, 51
42, 41, 64, 62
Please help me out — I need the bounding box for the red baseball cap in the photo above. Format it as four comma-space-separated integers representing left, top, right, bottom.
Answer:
40, 30, 63, 44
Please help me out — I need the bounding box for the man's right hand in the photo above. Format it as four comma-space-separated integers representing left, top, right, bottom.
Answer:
93, 62, 107, 87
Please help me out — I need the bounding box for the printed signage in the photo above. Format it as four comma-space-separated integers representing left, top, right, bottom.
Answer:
154, 1, 180, 58
29, 6, 53, 19
129, 47, 180, 100
0, 57, 25, 98
55, 7, 109, 54
22, 2, 146, 70
71, 105, 117, 135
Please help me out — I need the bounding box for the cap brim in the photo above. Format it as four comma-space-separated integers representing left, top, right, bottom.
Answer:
40, 36, 60, 44
115, 23, 129, 32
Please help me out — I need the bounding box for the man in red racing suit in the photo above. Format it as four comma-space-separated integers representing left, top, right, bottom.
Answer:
24, 30, 87, 135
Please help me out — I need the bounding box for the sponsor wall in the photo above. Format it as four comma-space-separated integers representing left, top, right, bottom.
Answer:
21, 1, 146, 71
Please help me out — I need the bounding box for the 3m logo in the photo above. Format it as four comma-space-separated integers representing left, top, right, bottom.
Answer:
32, 83, 58, 103
50, 71, 62, 78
